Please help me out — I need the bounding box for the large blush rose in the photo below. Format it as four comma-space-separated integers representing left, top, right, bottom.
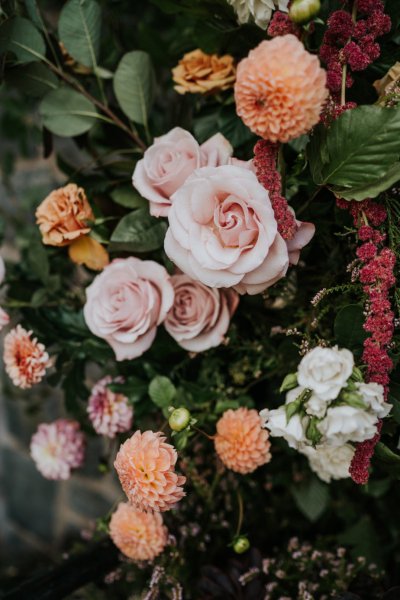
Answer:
164, 274, 239, 352
164, 165, 289, 294
132, 127, 233, 218
83, 258, 174, 361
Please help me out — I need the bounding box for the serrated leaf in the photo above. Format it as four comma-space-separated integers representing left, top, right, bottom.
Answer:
109, 207, 167, 252
5, 63, 58, 97
110, 186, 147, 209
149, 376, 176, 408
113, 51, 155, 125
0, 17, 46, 63
58, 0, 101, 68
291, 476, 330, 522
334, 305, 367, 350
308, 106, 400, 192
40, 87, 98, 137
332, 162, 400, 201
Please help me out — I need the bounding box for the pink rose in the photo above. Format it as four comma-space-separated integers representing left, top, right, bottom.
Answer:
132, 127, 233, 217
287, 218, 315, 265
83, 258, 174, 361
164, 274, 239, 352
164, 165, 290, 295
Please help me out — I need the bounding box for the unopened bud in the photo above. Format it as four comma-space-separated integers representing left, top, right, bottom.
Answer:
289, 0, 321, 24
233, 536, 250, 554
168, 407, 191, 432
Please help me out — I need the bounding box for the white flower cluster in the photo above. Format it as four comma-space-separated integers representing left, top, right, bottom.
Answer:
226, 0, 289, 29
260, 346, 391, 483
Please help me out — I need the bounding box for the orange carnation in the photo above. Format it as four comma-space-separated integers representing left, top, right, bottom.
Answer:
214, 407, 271, 474
114, 430, 186, 512
36, 183, 94, 247
172, 48, 236, 95
234, 34, 328, 143
109, 502, 168, 561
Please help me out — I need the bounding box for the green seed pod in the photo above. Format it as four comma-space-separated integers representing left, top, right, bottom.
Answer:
233, 536, 250, 554
289, 0, 321, 24
168, 407, 191, 432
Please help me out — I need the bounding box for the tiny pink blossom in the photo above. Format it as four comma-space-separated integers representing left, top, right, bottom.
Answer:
88, 376, 133, 438
30, 419, 85, 480
3, 325, 51, 389
0, 307, 10, 331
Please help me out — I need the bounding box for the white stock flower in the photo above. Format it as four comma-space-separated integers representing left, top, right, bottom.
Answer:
356, 382, 392, 419
227, 0, 289, 29
318, 405, 378, 447
301, 444, 355, 483
262, 406, 307, 449
297, 346, 354, 401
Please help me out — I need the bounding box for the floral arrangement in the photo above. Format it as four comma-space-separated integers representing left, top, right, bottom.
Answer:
1, 0, 400, 596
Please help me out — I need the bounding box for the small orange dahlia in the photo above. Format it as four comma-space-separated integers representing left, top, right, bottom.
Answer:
109, 502, 168, 561
114, 430, 186, 512
3, 325, 51, 389
214, 407, 271, 474
234, 34, 328, 143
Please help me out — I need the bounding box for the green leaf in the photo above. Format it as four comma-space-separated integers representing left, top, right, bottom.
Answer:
39, 87, 98, 137
113, 51, 156, 125
109, 207, 167, 253
308, 106, 400, 192
0, 17, 46, 63
149, 376, 176, 408
332, 162, 400, 201
280, 372, 298, 393
58, 0, 101, 68
291, 476, 330, 522
334, 304, 367, 350
305, 416, 323, 446
374, 442, 400, 465
110, 186, 147, 209
5, 63, 58, 97
217, 104, 254, 149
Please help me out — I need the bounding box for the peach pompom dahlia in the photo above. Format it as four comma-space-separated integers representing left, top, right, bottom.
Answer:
114, 430, 186, 512
109, 502, 168, 561
214, 407, 271, 474
30, 419, 85, 480
234, 34, 328, 143
3, 325, 51, 389
87, 376, 133, 438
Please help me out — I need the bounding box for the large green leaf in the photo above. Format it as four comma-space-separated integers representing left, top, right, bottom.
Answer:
0, 17, 46, 63
39, 87, 98, 136
110, 186, 147, 209
149, 376, 176, 408
5, 63, 58, 97
109, 207, 167, 252
334, 304, 368, 350
58, 0, 101, 68
332, 162, 400, 201
291, 476, 330, 522
113, 51, 155, 125
308, 106, 400, 194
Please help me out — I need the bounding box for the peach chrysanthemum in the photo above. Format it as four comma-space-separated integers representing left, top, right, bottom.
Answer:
3, 325, 51, 389
234, 34, 328, 143
214, 407, 271, 474
109, 502, 168, 561
30, 419, 85, 480
87, 375, 133, 438
114, 430, 186, 512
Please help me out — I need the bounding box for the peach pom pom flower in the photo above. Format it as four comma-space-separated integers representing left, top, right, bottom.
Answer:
234, 34, 328, 143
30, 419, 85, 480
109, 502, 168, 561
87, 376, 133, 438
114, 430, 186, 512
3, 325, 51, 389
214, 407, 271, 474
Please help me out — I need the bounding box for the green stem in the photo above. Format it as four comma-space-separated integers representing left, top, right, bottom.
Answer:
235, 491, 244, 537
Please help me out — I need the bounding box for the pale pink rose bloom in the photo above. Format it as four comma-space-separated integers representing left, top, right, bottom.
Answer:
83, 258, 174, 361
0, 307, 9, 331
165, 274, 239, 352
0, 256, 5, 284
132, 127, 233, 217
87, 375, 133, 438
164, 165, 289, 295
30, 419, 85, 480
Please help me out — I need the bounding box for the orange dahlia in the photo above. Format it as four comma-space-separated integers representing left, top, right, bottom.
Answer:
114, 430, 186, 512
3, 325, 51, 389
214, 407, 271, 474
234, 34, 328, 143
109, 502, 168, 561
